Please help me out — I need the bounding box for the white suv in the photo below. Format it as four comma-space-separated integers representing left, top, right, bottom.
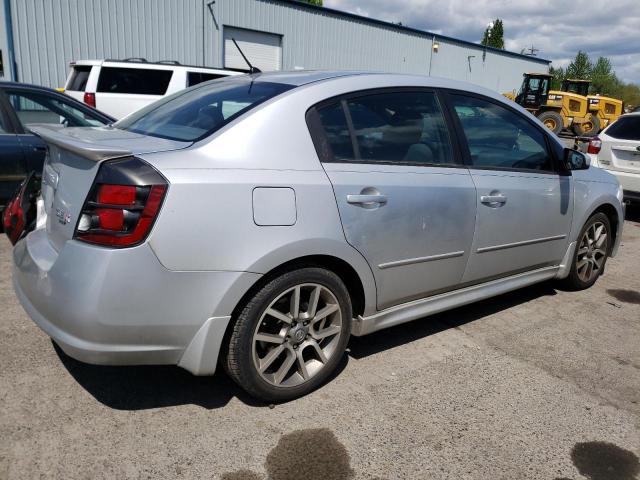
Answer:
64, 59, 241, 119
588, 112, 640, 204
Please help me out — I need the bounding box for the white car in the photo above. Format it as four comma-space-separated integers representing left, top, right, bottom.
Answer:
64, 59, 241, 119
588, 112, 640, 204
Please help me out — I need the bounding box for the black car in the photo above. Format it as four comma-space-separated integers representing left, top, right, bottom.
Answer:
0, 82, 114, 218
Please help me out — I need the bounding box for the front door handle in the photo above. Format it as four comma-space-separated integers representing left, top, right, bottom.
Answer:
346, 194, 388, 206
480, 194, 507, 206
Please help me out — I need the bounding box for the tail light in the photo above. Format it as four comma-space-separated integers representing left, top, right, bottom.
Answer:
83, 92, 96, 108
75, 157, 167, 247
587, 137, 602, 154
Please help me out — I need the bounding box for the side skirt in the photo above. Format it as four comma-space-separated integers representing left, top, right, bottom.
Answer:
351, 265, 559, 336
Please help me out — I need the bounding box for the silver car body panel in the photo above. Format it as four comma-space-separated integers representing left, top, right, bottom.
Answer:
13, 71, 624, 374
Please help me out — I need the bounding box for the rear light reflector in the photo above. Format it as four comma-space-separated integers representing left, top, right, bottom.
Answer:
587, 137, 602, 154
83, 92, 96, 107
97, 184, 137, 205
74, 157, 167, 248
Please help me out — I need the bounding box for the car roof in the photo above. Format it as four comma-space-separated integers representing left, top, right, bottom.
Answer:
245, 70, 371, 86
0, 80, 63, 91
246, 70, 506, 101
70, 59, 242, 75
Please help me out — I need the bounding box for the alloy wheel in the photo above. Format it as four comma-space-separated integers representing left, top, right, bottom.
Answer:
252, 283, 343, 388
576, 221, 608, 283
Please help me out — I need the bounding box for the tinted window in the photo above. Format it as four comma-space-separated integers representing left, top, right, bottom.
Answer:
606, 116, 640, 141
187, 72, 226, 87
116, 78, 293, 142
316, 101, 354, 161
67, 66, 92, 91
316, 91, 454, 165
7, 90, 107, 127
0, 110, 9, 133
451, 95, 554, 172
97, 67, 173, 95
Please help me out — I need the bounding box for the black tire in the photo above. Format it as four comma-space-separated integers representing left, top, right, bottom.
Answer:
224, 267, 352, 402
572, 115, 600, 137
537, 110, 563, 135
562, 212, 611, 290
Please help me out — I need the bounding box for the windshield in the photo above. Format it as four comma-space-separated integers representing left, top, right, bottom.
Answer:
115, 77, 295, 142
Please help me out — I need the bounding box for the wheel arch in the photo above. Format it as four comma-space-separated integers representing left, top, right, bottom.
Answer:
231, 254, 370, 322
590, 202, 620, 254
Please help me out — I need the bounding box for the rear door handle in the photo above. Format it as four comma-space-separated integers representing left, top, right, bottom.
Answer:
346, 194, 388, 206
480, 194, 507, 206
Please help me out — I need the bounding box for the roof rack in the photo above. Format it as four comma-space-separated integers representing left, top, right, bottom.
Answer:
157, 60, 181, 65
122, 57, 148, 62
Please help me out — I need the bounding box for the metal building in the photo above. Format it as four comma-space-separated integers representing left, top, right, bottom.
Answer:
0, 0, 550, 93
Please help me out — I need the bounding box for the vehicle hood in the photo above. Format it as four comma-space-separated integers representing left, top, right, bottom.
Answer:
30, 126, 191, 161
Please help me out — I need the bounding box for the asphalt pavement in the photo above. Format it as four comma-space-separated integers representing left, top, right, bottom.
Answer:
1, 208, 639, 480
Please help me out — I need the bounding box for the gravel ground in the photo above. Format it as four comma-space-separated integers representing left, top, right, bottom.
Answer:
1, 207, 639, 480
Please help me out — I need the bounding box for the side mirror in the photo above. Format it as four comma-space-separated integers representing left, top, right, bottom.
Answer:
564, 148, 590, 170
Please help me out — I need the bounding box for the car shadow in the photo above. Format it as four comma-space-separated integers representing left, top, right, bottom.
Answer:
56, 281, 556, 411
625, 203, 640, 223
54, 340, 350, 411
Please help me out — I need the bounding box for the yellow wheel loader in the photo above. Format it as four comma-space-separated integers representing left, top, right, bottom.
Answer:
504, 73, 597, 136
561, 79, 623, 131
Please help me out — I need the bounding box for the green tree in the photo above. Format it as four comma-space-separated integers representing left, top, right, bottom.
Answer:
565, 51, 592, 80
549, 65, 565, 90
590, 56, 621, 96
481, 19, 505, 49
618, 82, 640, 108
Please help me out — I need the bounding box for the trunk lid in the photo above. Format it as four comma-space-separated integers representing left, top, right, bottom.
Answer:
32, 126, 189, 251
601, 138, 640, 174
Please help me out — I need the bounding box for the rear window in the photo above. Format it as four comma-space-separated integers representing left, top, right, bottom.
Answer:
606, 116, 640, 141
115, 78, 294, 142
67, 66, 92, 91
187, 72, 226, 87
97, 67, 173, 95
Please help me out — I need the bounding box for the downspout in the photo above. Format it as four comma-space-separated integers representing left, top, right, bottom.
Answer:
3, 0, 17, 81
428, 35, 435, 76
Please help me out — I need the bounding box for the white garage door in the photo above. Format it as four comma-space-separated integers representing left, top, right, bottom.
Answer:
223, 27, 282, 72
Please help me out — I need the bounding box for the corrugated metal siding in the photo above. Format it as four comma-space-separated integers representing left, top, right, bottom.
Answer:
209, 0, 430, 74
9, 0, 204, 87
0, 1, 9, 79
7, 0, 548, 93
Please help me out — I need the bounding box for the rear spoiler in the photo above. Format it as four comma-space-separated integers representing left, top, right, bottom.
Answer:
30, 126, 132, 162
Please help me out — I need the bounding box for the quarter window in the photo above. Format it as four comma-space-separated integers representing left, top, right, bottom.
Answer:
97, 67, 173, 95
316, 91, 455, 165
451, 94, 554, 172
67, 66, 92, 91
316, 101, 354, 161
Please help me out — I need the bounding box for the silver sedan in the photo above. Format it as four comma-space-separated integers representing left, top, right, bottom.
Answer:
11, 71, 624, 401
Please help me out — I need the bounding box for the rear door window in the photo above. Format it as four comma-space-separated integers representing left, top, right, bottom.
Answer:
606, 116, 640, 141
314, 90, 455, 165
187, 72, 226, 87
67, 66, 92, 91
97, 67, 173, 95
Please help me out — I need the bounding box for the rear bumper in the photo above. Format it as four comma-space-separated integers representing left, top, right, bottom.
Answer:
13, 228, 260, 374
604, 169, 640, 201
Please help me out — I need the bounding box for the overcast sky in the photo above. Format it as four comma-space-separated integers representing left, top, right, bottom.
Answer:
323, 0, 640, 84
